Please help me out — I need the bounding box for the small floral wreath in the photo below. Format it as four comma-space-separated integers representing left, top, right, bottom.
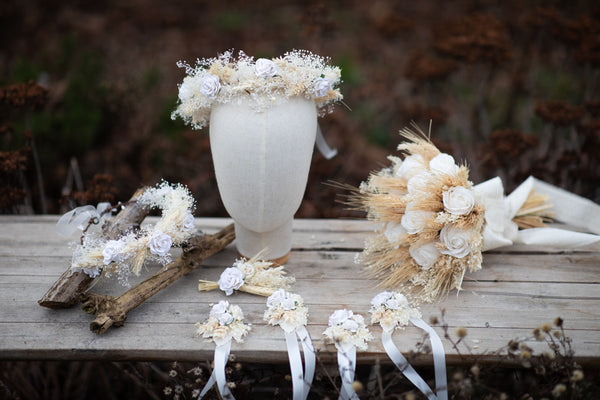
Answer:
172, 49, 343, 130
68, 181, 196, 285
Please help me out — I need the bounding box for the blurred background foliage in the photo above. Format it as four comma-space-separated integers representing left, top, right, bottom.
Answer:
1, 0, 599, 216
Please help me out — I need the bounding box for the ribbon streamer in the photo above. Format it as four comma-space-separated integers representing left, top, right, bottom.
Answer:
199, 340, 235, 400
56, 203, 111, 237
337, 346, 359, 400
475, 176, 600, 251
381, 318, 447, 400
316, 124, 338, 160
283, 327, 315, 400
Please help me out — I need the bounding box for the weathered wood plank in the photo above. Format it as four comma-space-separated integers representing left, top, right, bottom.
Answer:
0, 216, 598, 366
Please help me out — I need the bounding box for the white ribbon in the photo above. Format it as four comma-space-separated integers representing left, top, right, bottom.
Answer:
56, 203, 111, 237
284, 326, 315, 400
337, 345, 359, 400
199, 340, 235, 400
316, 124, 338, 160
380, 318, 447, 400
474, 176, 600, 251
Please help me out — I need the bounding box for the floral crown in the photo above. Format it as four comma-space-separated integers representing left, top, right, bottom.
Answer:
171, 49, 343, 129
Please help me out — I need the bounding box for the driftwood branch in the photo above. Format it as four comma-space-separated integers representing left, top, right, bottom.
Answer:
38, 188, 150, 309
80, 223, 235, 334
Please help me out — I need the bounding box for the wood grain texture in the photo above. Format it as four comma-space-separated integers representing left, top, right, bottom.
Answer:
0, 216, 598, 365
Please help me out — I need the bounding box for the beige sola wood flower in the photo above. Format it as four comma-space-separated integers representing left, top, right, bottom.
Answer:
353, 125, 552, 302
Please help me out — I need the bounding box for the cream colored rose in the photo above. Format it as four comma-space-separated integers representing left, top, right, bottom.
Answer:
409, 241, 440, 268
429, 153, 459, 175
384, 221, 406, 246
443, 186, 475, 215
395, 154, 425, 181
102, 240, 124, 265
401, 210, 436, 234
440, 224, 473, 258
407, 173, 431, 195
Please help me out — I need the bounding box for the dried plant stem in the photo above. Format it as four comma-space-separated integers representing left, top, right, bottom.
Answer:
81, 223, 235, 335
38, 188, 150, 309
198, 280, 276, 297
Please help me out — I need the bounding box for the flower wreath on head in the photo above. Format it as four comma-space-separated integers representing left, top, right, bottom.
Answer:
59, 181, 196, 285
354, 124, 600, 302
171, 49, 344, 130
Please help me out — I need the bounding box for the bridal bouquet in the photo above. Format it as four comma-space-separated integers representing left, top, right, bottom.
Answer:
354, 126, 563, 302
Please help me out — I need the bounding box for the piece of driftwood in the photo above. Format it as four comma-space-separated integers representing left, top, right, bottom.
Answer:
38, 188, 150, 309
80, 223, 235, 334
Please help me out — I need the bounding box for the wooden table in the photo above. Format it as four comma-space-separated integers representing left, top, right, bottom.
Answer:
1, 216, 599, 366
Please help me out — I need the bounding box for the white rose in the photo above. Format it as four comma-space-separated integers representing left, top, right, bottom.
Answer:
329, 309, 353, 326
342, 319, 359, 332
182, 212, 195, 231
384, 298, 400, 310
210, 300, 230, 318
395, 154, 425, 181
218, 312, 234, 326
281, 297, 297, 311
266, 289, 287, 308
401, 210, 436, 234
148, 230, 172, 257
443, 186, 475, 215
429, 153, 459, 176
370, 291, 393, 308
218, 267, 245, 296
200, 75, 221, 99
102, 240, 124, 265
407, 173, 431, 195
440, 224, 473, 258
384, 222, 406, 246
254, 58, 278, 78
409, 241, 441, 268
313, 77, 333, 98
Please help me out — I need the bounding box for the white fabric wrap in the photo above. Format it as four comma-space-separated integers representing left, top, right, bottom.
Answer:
199, 341, 235, 400
474, 176, 600, 251
284, 326, 315, 400
380, 318, 447, 400
56, 203, 111, 237
337, 345, 359, 400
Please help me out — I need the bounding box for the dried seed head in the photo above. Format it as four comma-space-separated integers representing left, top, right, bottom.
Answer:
455, 326, 468, 338
352, 381, 364, 392
554, 317, 563, 327
429, 315, 439, 325
541, 322, 552, 333
553, 330, 563, 339
571, 369, 584, 382
552, 383, 567, 397
470, 365, 480, 377
520, 350, 532, 359
533, 328, 544, 341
